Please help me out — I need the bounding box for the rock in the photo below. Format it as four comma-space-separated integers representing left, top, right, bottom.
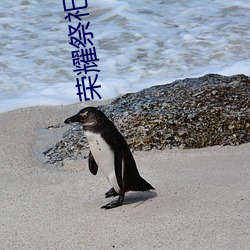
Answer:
43, 74, 250, 164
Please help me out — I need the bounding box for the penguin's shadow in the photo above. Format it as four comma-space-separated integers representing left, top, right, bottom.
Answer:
122, 191, 157, 208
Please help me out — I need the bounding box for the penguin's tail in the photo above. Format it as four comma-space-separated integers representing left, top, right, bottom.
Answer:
132, 176, 154, 192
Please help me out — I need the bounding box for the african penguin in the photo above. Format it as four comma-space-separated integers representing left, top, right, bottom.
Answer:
65, 107, 154, 209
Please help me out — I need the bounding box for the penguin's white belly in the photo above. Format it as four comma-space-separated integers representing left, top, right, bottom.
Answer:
85, 131, 120, 193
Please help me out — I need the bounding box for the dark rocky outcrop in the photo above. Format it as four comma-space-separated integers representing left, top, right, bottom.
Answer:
44, 74, 250, 163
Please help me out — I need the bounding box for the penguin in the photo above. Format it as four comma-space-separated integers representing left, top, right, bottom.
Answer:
65, 107, 154, 209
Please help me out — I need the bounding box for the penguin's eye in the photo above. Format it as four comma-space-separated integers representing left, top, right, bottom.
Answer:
79, 112, 88, 119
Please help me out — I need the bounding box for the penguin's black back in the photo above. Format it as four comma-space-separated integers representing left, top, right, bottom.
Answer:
102, 122, 154, 192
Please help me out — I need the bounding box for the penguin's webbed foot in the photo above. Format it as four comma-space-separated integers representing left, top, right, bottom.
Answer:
105, 187, 118, 198
101, 196, 124, 209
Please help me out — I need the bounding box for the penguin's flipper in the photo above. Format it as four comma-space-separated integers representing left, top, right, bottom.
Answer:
88, 151, 98, 175
114, 146, 124, 190
101, 196, 124, 209
105, 187, 118, 198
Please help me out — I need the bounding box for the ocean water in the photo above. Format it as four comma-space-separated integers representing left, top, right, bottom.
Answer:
0, 0, 249, 112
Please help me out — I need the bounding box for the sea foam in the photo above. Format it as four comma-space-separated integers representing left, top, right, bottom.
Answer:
0, 0, 249, 112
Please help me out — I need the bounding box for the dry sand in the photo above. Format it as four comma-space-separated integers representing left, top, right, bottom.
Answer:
0, 101, 249, 249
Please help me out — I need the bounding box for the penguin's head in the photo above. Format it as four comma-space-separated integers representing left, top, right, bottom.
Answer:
65, 107, 109, 129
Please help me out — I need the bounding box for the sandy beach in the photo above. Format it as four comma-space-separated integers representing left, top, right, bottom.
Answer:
0, 101, 249, 249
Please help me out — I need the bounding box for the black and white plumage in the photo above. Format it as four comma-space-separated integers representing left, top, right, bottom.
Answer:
65, 107, 154, 209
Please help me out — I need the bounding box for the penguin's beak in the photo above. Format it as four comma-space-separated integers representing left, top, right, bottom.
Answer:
64, 114, 81, 124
